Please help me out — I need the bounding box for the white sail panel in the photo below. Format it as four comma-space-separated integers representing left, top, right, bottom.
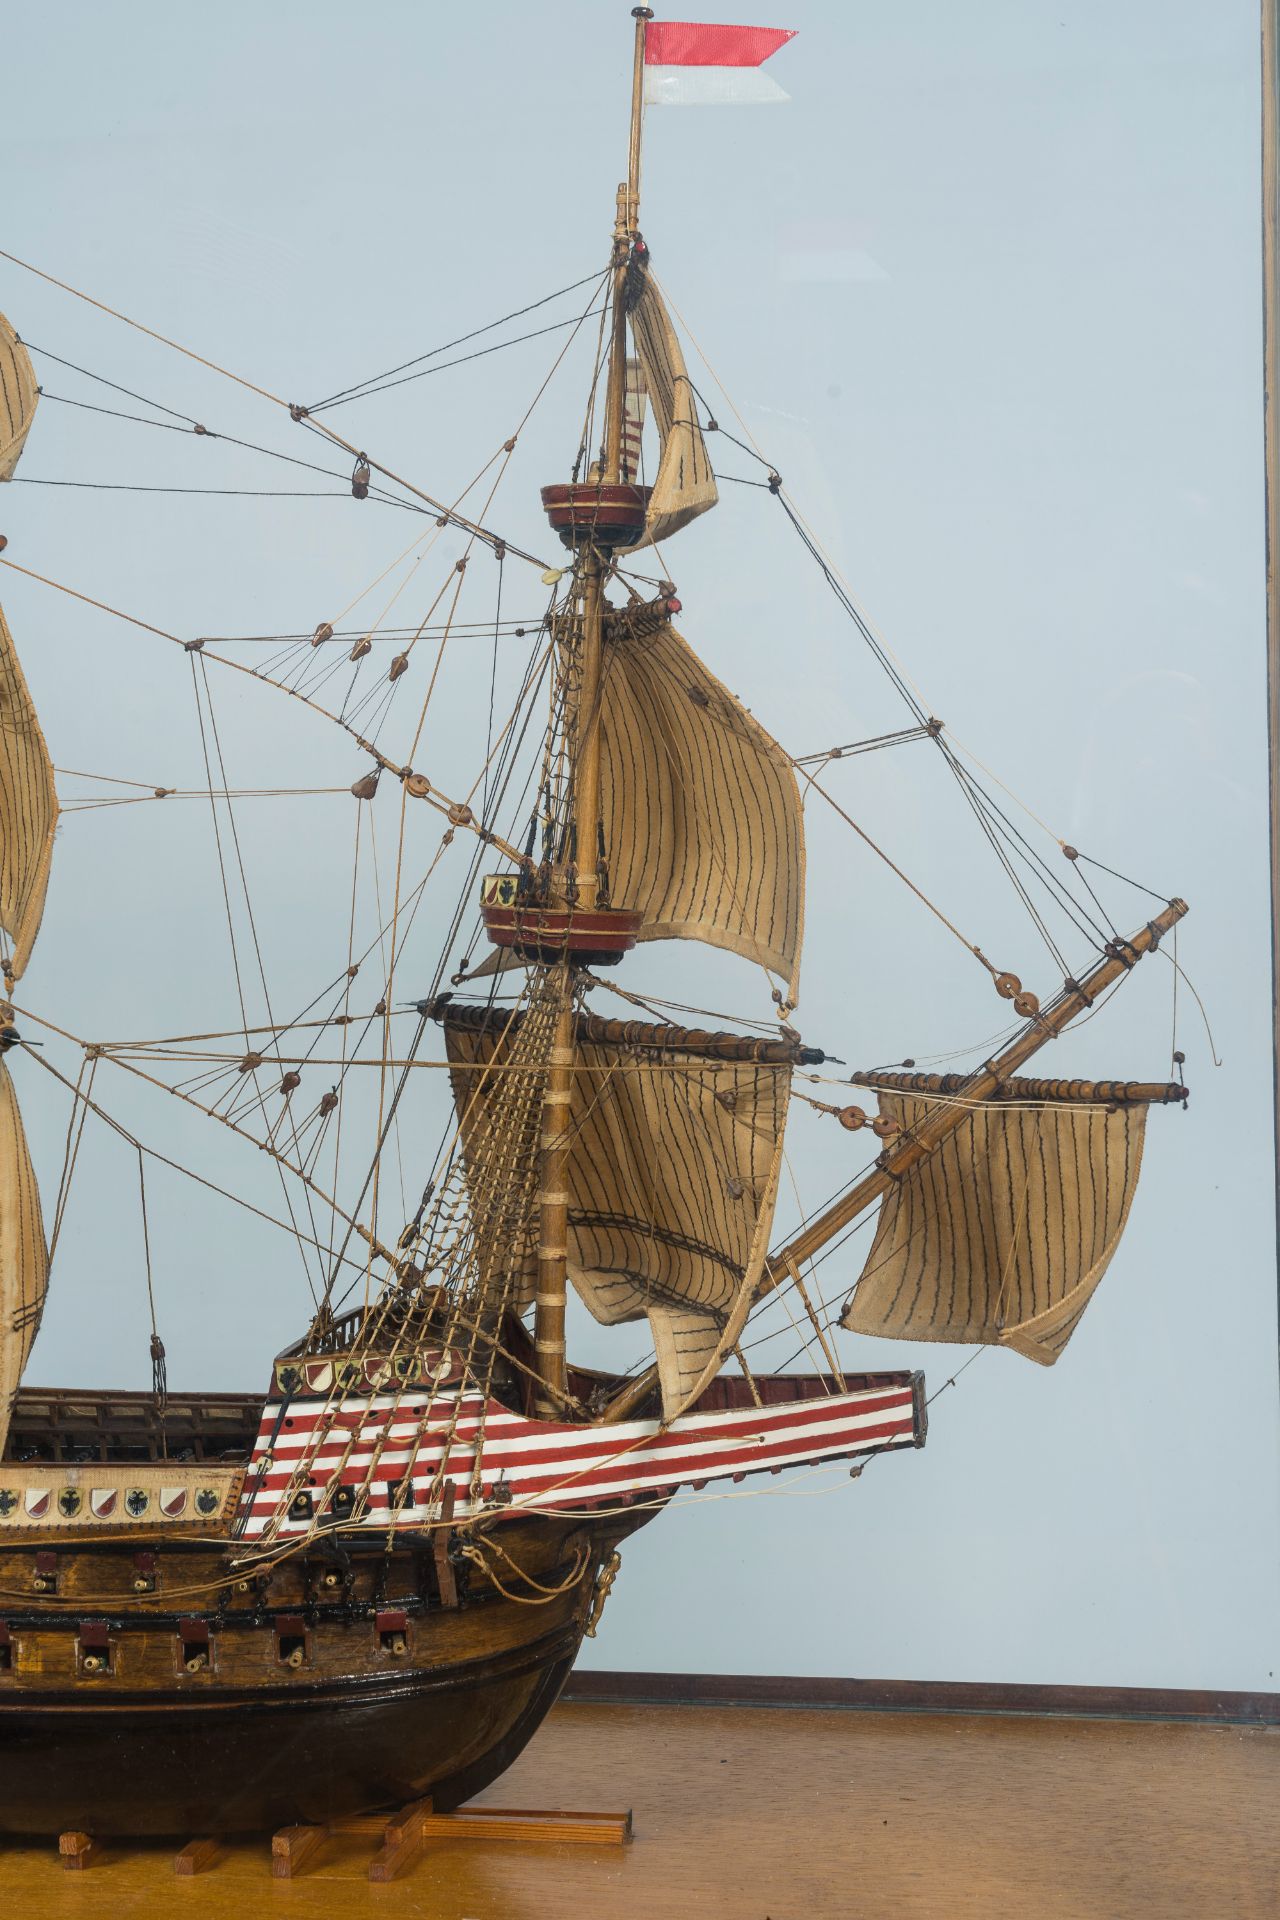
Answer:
598, 619, 804, 991
625, 268, 717, 548
0, 314, 38, 482
0, 604, 58, 982
0, 1059, 49, 1454
841, 1094, 1148, 1365
443, 1009, 791, 1419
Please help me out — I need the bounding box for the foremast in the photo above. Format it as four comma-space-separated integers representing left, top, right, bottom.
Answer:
533, 7, 654, 1412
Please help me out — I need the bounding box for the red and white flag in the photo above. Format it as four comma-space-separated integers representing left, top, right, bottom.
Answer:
644, 21, 796, 107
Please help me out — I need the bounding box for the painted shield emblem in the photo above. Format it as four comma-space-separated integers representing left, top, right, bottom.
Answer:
125, 1488, 150, 1517
90, 1489, 118, 1519
303, 1360, 334, 1394
24, 1489, 51, 1520
160, 1487, 188, 1519
276, 1364, 302, 1396
195, 1488, 219, 1516
58, 1488, 83, 1518
0, 1488, 17, 1516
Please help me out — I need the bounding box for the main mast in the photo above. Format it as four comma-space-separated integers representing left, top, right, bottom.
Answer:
532, 7, 653, 1411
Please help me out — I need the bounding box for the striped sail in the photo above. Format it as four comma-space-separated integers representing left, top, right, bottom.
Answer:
0, 604, 58, 982
598, 619, 804, 992
841, 1093, 1149, 1365
624, 265, 717, 548
444, 1009, 791, 1418
620, 356, 647, 483
0, 1060, 49, 1449
0, 314, 38, 482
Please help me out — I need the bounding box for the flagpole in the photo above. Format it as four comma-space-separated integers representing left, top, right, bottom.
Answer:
627, 6, 651, 225
603, 8, 652, 483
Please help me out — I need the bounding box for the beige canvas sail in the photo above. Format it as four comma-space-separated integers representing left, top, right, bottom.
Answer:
0, 1059, 49, 1451
0, 605, 58, 982
598, 619, 804, 994
0, 314, 38, 482
624, 268, 717, 548
841, 1093, 1149, 1365
0, 596, 56, 1450
443, 1008, 790, 1418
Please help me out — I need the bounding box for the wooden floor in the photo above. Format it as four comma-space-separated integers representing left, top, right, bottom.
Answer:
0, 1699, 1275, 1917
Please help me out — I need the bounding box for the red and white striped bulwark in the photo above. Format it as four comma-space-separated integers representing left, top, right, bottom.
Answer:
236, 1375, 924, 1538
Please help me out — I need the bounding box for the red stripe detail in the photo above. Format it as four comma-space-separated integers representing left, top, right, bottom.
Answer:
246, 1408, 917, 1505
256, 1388, 914, 1464
242, 1421, 918, 1525
250, 1416, 916, 1501
644, 22, 796, 68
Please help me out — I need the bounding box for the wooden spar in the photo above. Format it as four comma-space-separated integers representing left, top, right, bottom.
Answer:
847, 1072, 1187, 1106
602, 9, 649, 482
433, 1001, 825, 1064
627, 11, 649, 214
574, 552, 606, 905
534, 974, 573, 1415
600, 898, 1189, 1423
533, 12, 650, 1411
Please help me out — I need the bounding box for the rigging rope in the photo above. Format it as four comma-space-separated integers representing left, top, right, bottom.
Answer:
30, 379, 427, 510
0, 246, 547, 568
308, 268, 607, 411
307, 306, 608, 411
136, 1147, 167, 1416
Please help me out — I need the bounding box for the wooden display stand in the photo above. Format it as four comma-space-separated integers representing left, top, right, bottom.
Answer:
55, 1799, 632, 1883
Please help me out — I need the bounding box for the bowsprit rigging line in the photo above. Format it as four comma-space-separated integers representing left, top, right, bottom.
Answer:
671, 298, 1174, 967
760, 453, 1137, 973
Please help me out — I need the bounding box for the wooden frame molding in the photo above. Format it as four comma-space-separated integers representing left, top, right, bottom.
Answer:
1263, 0, 1280, 1382
560, 1670, 1280, 1726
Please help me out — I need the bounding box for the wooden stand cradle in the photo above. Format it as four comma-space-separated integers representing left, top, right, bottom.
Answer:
54, 1798, 632, 1882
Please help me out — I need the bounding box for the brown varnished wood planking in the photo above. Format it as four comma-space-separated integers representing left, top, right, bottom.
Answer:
561, 1667, 1280, 1724
0, 1699, 1274, 1917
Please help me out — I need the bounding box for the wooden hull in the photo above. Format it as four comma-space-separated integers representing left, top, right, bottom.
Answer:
0, 1363, 925, 1833
0, 1507, 646, 1836
0, 1614, 579, 1836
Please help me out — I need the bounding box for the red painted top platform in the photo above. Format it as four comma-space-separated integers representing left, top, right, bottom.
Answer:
480, 876, 642, 966
541, 482, 652, 550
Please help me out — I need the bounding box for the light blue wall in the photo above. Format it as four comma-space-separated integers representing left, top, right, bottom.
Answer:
2, 0, 1275, 1687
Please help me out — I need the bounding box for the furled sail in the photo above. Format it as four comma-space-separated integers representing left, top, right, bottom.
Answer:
0, 605, 58, 983
624, 263, 717, 548
0, 1058, 49, 1447
841, 1091, 1149, 1365
441, 1005, 796, 1417
0, 313, 38, 482
598, 613, 804, 992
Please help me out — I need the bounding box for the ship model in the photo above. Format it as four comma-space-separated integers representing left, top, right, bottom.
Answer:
0, 12, 1188, 1836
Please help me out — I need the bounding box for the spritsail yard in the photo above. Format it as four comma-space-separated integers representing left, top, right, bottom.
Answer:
0, 11, 1191, 1834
